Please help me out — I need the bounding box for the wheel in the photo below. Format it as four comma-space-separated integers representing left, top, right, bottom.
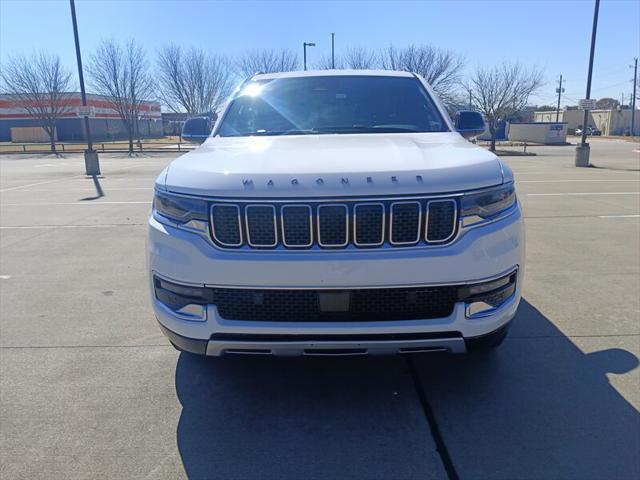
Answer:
465, 323, 510, 352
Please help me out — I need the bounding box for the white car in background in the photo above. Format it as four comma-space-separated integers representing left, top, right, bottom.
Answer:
148, 70, 524, 356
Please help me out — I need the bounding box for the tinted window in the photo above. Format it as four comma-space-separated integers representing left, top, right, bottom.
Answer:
182, 117, 211, 136
217, 76, 448, 137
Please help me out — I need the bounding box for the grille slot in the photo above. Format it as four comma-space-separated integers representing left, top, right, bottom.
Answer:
390, 202, 421, 245
211, 286, 458, 322
318, 204, 348, 247
426, 200, 457, 242
246, 205, 277, 247
354, 203, 385, 246
281, 205, 312, 247
211, 204, 242, 246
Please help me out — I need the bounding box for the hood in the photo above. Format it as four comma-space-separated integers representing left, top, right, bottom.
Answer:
162, 132, 504, 198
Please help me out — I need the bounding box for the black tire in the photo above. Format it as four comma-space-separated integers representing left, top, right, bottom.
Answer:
465, 323, 510, 352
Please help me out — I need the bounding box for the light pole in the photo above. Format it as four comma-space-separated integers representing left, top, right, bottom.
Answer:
575, 0, 600, 167
331, 33, 335, 69
303, 42, 315, 71
69, 0, 99, 175
631, 57, 637, 136
555, 74, 564, 123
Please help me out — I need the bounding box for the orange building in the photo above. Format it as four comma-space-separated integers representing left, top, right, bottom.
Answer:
0, 93, 162, 142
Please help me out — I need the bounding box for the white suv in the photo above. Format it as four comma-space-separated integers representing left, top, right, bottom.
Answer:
148, 70, 524, 356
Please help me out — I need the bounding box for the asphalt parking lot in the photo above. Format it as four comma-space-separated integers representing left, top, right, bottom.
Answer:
1, 137, 639, 479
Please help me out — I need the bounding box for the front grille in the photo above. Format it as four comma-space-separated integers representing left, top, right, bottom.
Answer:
209, 197, 458, 249
211, 285, 459, 322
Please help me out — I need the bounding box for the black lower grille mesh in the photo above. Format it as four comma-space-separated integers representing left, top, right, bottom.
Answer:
211, 286, 458, 322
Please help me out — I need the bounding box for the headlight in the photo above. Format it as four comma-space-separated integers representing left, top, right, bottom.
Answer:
460, 183, 516, 226
153, 190, 208, 232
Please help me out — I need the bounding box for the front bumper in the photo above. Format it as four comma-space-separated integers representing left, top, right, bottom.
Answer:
148, 206, 524, 356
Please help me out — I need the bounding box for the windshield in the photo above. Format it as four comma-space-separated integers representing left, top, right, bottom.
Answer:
217, 75, 448, 137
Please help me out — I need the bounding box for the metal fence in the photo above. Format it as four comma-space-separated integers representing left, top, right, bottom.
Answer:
0, 139, 197, 154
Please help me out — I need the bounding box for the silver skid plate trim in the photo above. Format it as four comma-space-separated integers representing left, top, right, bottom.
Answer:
206, 337, 466, 356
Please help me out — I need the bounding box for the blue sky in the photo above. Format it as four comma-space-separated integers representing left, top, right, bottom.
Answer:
1, 0, 639, 107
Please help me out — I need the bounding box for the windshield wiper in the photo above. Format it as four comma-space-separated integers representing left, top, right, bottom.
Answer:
314, 125, 424, 134
225, 126, 426, 137
245, 129, 316, 136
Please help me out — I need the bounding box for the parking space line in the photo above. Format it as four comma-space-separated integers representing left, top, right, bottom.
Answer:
0, 175, 85, 192
0, 187, 154, 192
0, 224, 144, 229
518, 179, 639, 183
527, 192, 640, 196
597, 215, 640, 218
406, 355, 459, 480
1, 201, 151, 206
0, 164, 152, 192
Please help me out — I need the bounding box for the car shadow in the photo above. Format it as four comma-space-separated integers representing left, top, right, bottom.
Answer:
412, 299, 640, 479
174, 299, 639, 479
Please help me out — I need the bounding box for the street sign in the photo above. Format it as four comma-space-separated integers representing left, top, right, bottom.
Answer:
579, 99, 596, 110
77, 106, 92, 117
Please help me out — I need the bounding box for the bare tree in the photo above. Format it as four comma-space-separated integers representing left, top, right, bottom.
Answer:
379, 44, 464, 105
0, 53, 73, 152
87, 39, 155, 154
343, 46, 378, 69
157, 45, 233, 115
235, 48, 299, 77
465, 62, 544, 151
315, 54, 344, 70
315, 46, 376, 70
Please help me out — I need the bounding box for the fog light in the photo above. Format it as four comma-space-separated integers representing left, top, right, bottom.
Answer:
176, 304, 207, 321
459, 271, 517, 318
154, 276, 210, 321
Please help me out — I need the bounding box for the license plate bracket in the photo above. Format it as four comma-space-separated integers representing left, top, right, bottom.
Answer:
318, 292, 351, 312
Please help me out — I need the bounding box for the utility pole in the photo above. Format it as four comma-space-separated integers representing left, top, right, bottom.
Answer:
69, 0, 99, 175
575, 0, 600, 167
303, 42, 315, 71
468, 88, 472, 110
555, 74, 564, 123
631, 57, 637, 136
331, 33, 335, 69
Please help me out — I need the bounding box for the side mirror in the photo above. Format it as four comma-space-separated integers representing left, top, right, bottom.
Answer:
454, 111, 485, 139
181, 117, 212, 144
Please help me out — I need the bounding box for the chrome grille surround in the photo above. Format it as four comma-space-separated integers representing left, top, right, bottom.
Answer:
208, 194, 460, 250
